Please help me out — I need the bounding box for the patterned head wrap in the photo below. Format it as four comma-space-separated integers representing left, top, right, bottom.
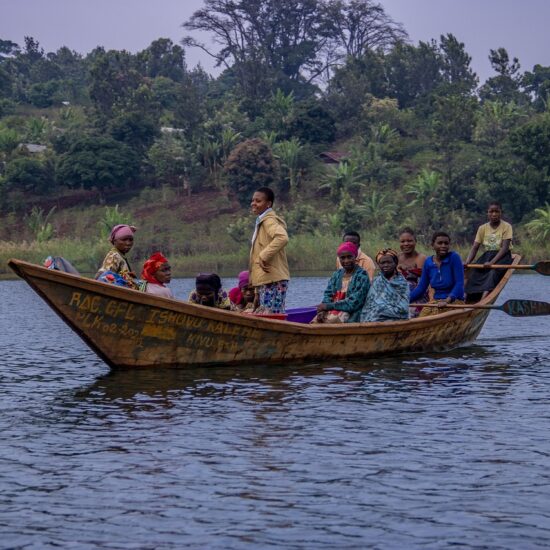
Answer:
336, 241, 359, 258
196, 273, 222, 292
376, 248, 399, 264
110, 224, 136, 244
238, 271, 250, 289
141, 252, 169, 285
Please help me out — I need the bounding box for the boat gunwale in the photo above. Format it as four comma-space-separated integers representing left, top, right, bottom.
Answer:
8, 255, 520, 337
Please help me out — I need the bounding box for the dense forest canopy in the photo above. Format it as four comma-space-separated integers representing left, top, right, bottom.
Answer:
0, 0, 549, 249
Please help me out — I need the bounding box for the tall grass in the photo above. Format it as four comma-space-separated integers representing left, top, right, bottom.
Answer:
2, 228, 548, 279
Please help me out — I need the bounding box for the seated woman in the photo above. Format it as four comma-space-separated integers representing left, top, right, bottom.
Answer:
312, 242, 370, 324
397, 227, 428, 317
188, 273, 233, 310
410, 231, 465, 317
464, 201, 513, 299
361, 249, 410, 322
95, 224, 140, 289
140, 252, 174, 299
229, 271, 256, 312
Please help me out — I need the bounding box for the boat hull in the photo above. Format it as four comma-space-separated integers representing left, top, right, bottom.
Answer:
8, 257, 519, 369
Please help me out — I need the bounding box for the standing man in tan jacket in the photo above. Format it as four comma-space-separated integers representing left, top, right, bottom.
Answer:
249, 187, 290, 314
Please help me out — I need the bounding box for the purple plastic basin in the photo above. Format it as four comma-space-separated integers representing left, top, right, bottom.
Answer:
286, 306, 317, 324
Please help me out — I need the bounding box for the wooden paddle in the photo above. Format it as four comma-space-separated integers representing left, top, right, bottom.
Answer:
465, 260, 550, 276
410, 299, 550, 317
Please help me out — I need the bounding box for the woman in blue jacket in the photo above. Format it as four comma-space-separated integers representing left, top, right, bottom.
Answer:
410, 231, 464, 317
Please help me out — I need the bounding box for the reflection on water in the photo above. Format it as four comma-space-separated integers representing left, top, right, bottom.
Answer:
0, 275, 549, 548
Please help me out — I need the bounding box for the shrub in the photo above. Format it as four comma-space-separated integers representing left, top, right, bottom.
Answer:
223, 138, 277, 207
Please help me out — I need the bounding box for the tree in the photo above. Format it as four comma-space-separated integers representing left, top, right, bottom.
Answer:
0, 128, 20, 159
325, 52, 388, 135
325, 0, 407, 60
473, 101, 525, 147
88, 48, 143, 116
475, 147, 539, 222
509, 114, 550, 207
431, 93, 477, 190
523, 64, 550, 111
273, 138, 306, 198
4, 157, 52, 194
136, 38, 186, 81
27, 80, 60, 107
98, 205, 133, 241
0, 39, 20, 61
319, 159, 364, 201
360, 189, 396, 227
438, 33, 478, 95
335, 191, 364, 232
404, 169, 441, 210
290, 99, 336, 143
525, 203, 550, 243
56, 136, 140, 194
385, 41, 442, 108
263, 89, 295, 136
479, 48, 526, 104
109, 110, 159, 153
223, 138, 277, 206
147, 135, 199, 187
25, 206, 56, 242
183, 0, 333, 102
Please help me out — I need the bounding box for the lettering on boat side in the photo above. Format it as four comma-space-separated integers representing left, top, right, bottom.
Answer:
66, 291, 262, 353
74, 311, 144, 346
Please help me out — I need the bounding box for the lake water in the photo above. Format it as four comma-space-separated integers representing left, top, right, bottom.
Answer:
1, 275, 549, 548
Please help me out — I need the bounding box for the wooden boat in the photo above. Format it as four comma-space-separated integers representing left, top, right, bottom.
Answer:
8, 256, 521, 369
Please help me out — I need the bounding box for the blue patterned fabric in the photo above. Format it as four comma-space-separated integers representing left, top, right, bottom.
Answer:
258, 280, 289, 313
96, 270, 133, 287
321, 267, 370, 323
361, 272, 410, 323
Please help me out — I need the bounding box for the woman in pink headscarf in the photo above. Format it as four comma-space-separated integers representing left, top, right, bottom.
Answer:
312, 241, 371, 323
228, 270, 255, 311
95, 224, 140, 289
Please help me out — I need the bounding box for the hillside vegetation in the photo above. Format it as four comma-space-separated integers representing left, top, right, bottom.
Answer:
1, 1, 550, 276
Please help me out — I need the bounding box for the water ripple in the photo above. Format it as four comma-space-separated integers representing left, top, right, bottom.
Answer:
0, 276, 549, 548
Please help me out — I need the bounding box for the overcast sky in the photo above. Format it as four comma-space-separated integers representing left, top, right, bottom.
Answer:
2, 0, 550, 83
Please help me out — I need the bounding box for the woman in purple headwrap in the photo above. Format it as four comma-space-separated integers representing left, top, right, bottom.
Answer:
188, 273, 233, 310
95, 224, 140, 289
312, 241, 371, 323
228, 271, 255, 311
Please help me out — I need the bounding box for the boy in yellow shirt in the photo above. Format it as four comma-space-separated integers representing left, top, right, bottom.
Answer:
464, 202, 513, 298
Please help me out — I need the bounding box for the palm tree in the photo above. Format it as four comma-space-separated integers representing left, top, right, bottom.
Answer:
259, 130, 278, 148
319, 160, 364, 201
220, 128, 242, 163
404, 169, 441, 209
268, 89, 294, 133
197, 137, 222, 184
526, 203, 550, 243
25, 206, 57, 242
24, 117, 48, 143
273, 138, 304, 199
360, 190, 396, 226
368, 122, 398, 145
0, 128, 20, 159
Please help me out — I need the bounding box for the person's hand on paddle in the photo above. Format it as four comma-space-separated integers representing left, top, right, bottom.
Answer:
483, 262, 492, 269
259, 257, 270, 272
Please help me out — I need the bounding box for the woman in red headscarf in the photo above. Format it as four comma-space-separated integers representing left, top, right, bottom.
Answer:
312, 241, 371, 323
140, 252, 174, 299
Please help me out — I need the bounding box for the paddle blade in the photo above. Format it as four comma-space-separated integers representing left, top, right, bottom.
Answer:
534, 261, 550, 276
501, 299, 550, 317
